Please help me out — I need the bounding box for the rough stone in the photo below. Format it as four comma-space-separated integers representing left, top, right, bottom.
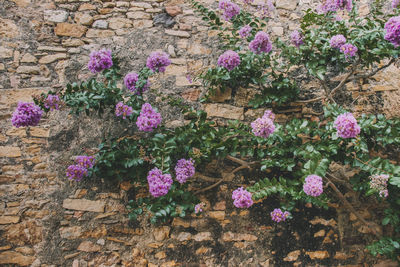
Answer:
44, 10, 69, 23
0, 251, 35, 266
63, 199, 105, 212
54, 23, 87, 37
93, 20, 108, 29
10, 0, 31, 7
306, 251, 329, 260
153, 226, 170, 241
74, 13, 94, 26
77, 241, 101, 252
203, 104, 244, 120
78, 3, 96, 11
165, 29, 190, 38
20, 53, 37, 63
108, 17, 132, 29
153, 14, 175, 28
192, 232, 212, 242
284, 250, 301, 262
38, 53, 68, 64
59, 226, 83, 239
0, 19, 19, 38
208, 211, 225, 221
165, 6, 182, 17
0, 216, 20, 224
0, 146, 22, 158
62, 39, 85, 47
0, 47, 13, 58
127, 11, 151, 19
16, 66, 40, 74
86, 29, 115, 38
276, 0, 298, 10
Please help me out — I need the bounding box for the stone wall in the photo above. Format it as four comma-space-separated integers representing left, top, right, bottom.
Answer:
1, 0, 399, 266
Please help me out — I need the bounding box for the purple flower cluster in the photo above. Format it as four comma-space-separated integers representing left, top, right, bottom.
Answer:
334, 113, 361, 138
146, 52, 171, 73
219, 0, 240, 21
291, 30, 304, 48
270, 208, 290, 222
232, 187, 253, 208
194, 202, 205, 214
124, 72, 150, 95
115, 102, 133, 119
147, 168, 173, 198
369, 174, 389, 198
241, 0, 253, 5
384, 16, 400, 47
329, 34, 347, 49
393, 0, 400, 9
44, 94, 62, 111
217, 50, 241, 71
318, 0, 352, 13
251, 109, 276, 138
11, 102, 43, 128
75, 155, 95, 169
340, 43, 358, 58
249, 31, 272, 54
175, 158, 195, 184
239, 25, 252, 38
136, 103, 162, 132
303, 175, 323, 197
88, 49, 113, 73
66, 155, 95, 182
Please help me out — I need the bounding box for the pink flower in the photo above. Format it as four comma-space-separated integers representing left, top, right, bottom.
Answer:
303, 175, 323, 197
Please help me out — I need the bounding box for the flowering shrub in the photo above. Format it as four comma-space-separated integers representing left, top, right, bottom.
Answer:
146, 51, 171, 73
136, 103, 162, 132
88, 49, 113, 73
16, 0, 400, 261
232, 187, 253, 208
303, 175, 324, 197
334, 112, 361, 138
217, 50, 241, 71
270, 208, 290, 223
11, 102, 43, 128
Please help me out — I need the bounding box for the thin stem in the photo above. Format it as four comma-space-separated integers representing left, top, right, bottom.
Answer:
325, 173, 382, 238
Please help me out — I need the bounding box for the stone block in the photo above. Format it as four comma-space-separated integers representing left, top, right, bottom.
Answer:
0, 146, 21, 157
54, 23, 87, 37
63, 198, 105, 212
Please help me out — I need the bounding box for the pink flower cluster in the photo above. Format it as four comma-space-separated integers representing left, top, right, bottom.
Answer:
384, 16, 400, 47
239, 25, 252, 38
136, 103, 162, 132
146, 52, 171, 73
124, 72, 150, 95
370, 174, 389, 198
393, 0, 400, 8
219, 0, 240, 21
270, 208, 290, 222
175, 158, 195, 184
232, 187, 253, 208
194, 202, 206, 214
334, 113, 360, 138
115, 102, 133, 119
11, 102, 43, 128
340, 43, 358, 58
303, 175, 323, 197
217, 50, 241, 71
318, 0, 352, 13
329, 34, 346, 49
249, 31, 272, 54
44, 95, 62, 111
88, 49, 113, 73
147, 168, 173, 198
66, 155, 95, 182
251, 109, 276, 138
291, 30, 304, 47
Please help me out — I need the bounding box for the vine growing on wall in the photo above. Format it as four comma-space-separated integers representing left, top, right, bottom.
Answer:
10, 0, 400, 261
